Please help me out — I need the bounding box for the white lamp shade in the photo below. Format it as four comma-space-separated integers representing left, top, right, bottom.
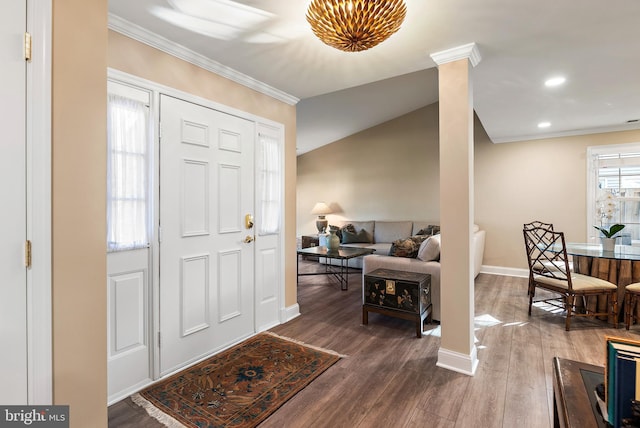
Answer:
311, 202, 332, 215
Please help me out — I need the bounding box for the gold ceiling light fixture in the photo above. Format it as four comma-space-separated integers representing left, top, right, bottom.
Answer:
306, 0, 407, 52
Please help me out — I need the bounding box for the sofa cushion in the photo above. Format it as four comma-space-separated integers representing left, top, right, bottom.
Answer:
342, 228, 371, 244
418, 235, 441, 261
374, 221, 413, 243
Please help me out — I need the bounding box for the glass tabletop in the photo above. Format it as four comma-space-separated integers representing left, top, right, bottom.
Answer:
296, 246, 375, 259
564, 243, 640, 261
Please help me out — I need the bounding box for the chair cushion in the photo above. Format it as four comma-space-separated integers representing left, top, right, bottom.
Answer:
626, 282, 640, 292
535, 273, 617, 291
533, 260, 573, 273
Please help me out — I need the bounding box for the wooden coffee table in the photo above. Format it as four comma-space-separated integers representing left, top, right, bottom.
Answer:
296, 246, 375, 290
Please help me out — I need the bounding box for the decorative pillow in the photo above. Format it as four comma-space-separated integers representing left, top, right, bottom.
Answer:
417, 235, 441, 261
388, 238, 420, 258
341, 228, 370, 244
410, 235, 429, 245
341, 224, 356, 235
416, 225, 441, 236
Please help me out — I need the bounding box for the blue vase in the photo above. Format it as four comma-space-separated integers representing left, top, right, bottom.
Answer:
327, 230, 340, 251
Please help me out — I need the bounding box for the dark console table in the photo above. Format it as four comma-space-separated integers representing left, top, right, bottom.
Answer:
552, 357, 607, 428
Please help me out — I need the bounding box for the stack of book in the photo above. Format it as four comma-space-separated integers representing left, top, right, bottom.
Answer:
603, 336, 640, 428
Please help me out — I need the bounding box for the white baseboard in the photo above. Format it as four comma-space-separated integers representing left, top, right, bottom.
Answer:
437, 346, 479, 376
282, 303, 300, 323
480, 265, 528, 278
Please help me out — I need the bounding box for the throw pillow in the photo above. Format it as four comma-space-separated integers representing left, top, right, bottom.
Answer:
417, 235, 440, 261
341, 224, 356, 235
341, 228, 370, 244
416, 225, 441, 236
388, 237, 420, 258
410, 235, 429, 245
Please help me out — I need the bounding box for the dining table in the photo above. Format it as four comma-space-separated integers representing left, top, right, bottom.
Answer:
564, 242, 640, 324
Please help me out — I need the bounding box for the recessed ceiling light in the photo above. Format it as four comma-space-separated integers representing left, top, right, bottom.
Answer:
538, 122, 551, 128
545, 76, 566, 87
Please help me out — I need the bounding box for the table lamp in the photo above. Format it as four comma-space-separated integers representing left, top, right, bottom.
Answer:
311, 202, 332, 233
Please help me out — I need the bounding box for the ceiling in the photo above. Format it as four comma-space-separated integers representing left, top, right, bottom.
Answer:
108, 0, 640, 155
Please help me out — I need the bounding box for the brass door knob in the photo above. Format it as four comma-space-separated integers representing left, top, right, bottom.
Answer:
243, 235, 254, 243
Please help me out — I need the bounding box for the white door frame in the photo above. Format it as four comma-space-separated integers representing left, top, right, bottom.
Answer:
26, 0, 52, 404
107, 69, 286, 382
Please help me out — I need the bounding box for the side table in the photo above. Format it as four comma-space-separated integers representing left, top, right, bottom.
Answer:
363, 268, 431, 338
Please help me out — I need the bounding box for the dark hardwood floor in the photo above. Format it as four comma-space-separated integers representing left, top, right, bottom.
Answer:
109, 260, 639, 427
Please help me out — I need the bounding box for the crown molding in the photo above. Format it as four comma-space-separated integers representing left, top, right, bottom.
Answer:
490, 121, 640, 144
107, 13, 299, 106
430, 42, 482, 68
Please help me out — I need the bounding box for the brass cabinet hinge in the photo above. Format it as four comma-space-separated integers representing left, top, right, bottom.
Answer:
25, 240, 32, 269
24, 32, 32, 62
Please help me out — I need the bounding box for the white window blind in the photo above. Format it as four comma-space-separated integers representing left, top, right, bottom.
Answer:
107, 93, 150, 251
257, 132, 281, 235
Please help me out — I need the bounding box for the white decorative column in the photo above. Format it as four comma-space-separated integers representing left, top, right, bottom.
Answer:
430, 43, 481, 375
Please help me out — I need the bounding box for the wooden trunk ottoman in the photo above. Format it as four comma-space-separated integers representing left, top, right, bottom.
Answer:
363, 268, 432, 338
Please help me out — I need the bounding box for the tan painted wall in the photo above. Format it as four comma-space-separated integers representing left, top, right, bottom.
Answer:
297, 104, 640, 271
52, 1, 108, 426
107, 31, 298, 306
297, 103, 441, 230
476, 127, 640, 269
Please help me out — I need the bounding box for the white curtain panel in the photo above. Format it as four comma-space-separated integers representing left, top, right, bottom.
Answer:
257, 133, 281, 235
107, 94, 150, 251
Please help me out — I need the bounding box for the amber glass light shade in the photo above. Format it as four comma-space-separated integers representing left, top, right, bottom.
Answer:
306, 0, 407, 52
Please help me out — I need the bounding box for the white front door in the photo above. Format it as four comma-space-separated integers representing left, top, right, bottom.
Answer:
159, 95, 255, 375
0, 0, 28, 403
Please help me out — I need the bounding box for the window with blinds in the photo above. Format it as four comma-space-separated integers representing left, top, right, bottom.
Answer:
588, 145, 640, 243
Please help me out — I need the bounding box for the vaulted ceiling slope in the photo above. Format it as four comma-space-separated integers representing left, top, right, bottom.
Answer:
109, 0, 640, 155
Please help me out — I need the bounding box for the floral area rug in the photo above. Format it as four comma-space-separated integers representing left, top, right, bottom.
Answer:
132, 332, 342, 427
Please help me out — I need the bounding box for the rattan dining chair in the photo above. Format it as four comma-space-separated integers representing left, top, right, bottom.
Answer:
523, 225, 618, 331
523, 220, 555, 232
625, 283, 640, 329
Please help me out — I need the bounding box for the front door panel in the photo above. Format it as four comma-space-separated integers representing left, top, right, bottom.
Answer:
159, 95, 255, 375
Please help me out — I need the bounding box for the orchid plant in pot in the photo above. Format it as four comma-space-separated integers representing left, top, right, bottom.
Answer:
594, 223, 625, 251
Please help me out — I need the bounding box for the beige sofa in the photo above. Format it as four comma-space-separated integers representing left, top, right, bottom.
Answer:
319, 220, 486, 322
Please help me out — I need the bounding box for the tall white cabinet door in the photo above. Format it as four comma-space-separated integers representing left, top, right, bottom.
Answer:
159, 95, 255, 375
0, 0, 28, 403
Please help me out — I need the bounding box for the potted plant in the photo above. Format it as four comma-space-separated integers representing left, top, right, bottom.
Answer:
594, 223, 625, 251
